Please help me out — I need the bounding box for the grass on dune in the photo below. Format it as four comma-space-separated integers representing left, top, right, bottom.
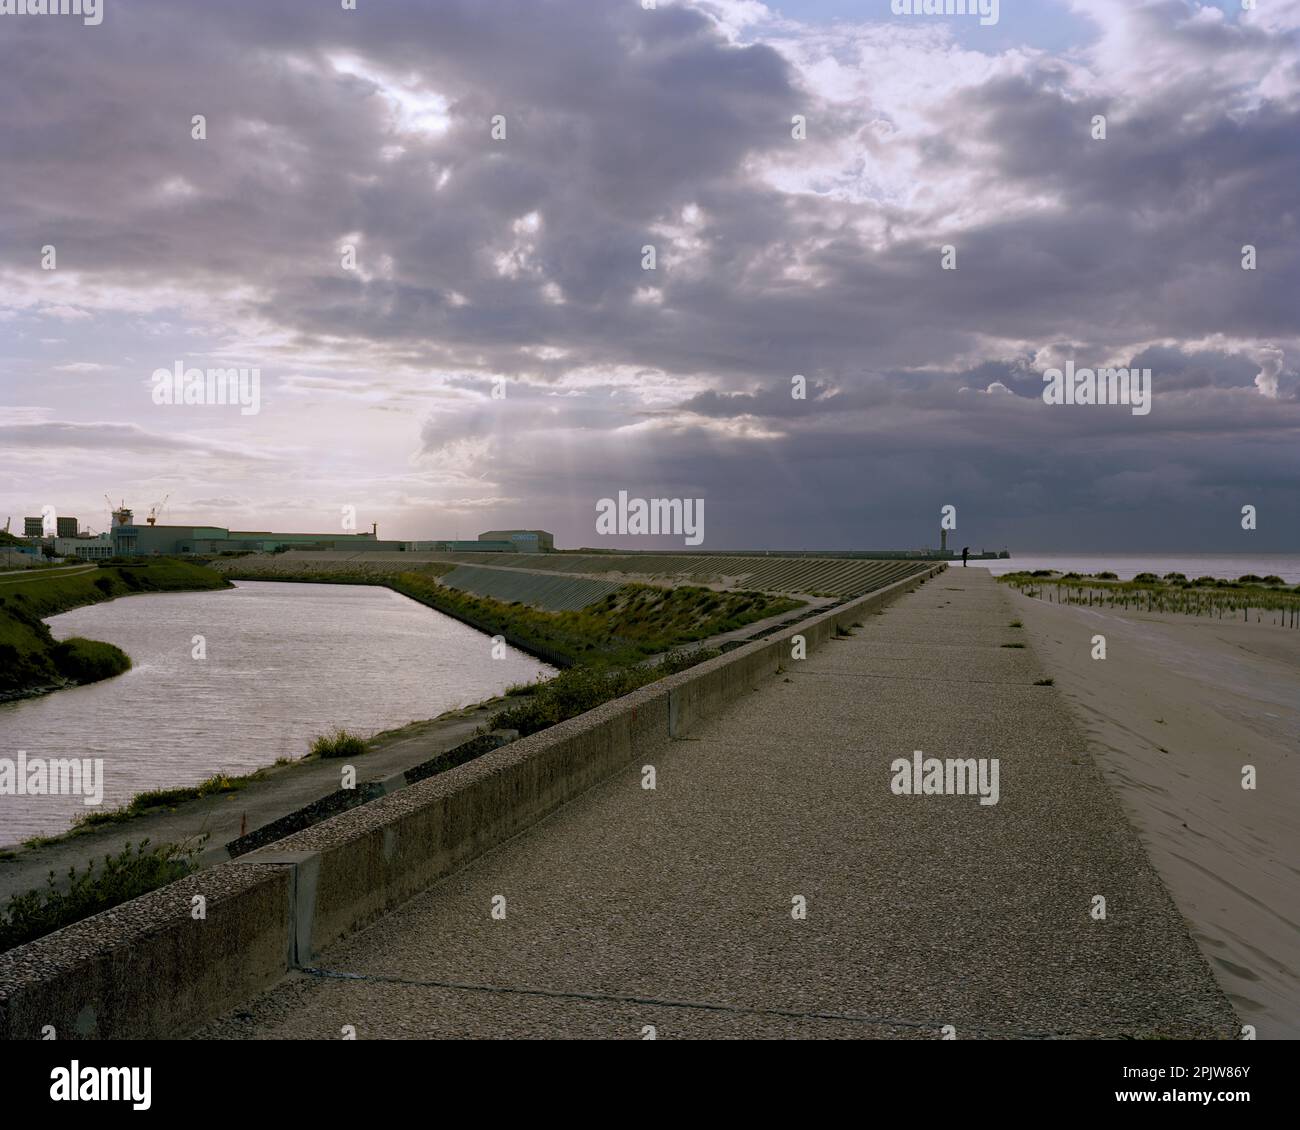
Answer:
999, 570, 1300, 626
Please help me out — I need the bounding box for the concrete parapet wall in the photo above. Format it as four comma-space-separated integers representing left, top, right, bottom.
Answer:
0, 865, 291, 1041
0, 566, 941, 1038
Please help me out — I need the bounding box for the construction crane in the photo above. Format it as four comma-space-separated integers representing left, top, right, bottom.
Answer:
146, 493, 171, 526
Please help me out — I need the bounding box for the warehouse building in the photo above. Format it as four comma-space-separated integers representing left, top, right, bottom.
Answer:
107, 524, 400, 556
34, 508, 559, 558
224, 529, 407, 553
408, 540, 515, 553
56, 535, 114, 560
478, 529, 554, 552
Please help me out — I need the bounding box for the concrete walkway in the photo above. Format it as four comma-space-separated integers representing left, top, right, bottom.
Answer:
0, 563, 96, 584
199, 570, 1237, 1039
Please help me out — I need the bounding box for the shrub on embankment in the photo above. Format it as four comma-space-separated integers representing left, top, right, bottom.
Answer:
0, 839, 201, 954
309, 728, 368, 759
0, 559, 230, 698
490, 648, 721, 735
49, 637, 131, 682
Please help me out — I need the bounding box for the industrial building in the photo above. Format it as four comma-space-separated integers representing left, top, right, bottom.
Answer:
478, 529, 554, 552
108, 525, 401, 557
22, 515, 79, 537
408, 540, 515, 553
110, 525, 553, 556
56, 536, 114, 560
74, 502, 395, 556
21, 504, 558, 559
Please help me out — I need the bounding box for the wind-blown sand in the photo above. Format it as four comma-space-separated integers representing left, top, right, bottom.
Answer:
1006, 584, 1299, 1038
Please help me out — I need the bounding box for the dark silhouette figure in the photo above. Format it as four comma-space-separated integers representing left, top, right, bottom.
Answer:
961, 546, 969, 567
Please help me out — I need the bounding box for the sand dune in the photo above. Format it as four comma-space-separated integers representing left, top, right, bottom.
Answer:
1008, 586, 1299, 1038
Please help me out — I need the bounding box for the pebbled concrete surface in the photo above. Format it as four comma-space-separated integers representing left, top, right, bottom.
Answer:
198, 570, 1239, 1040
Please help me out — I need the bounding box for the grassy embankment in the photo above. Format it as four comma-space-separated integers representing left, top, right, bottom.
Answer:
998, 570, 1300, 627
392, 572, 800, 667
0, 558, 232, 699
393, 576, 804, 733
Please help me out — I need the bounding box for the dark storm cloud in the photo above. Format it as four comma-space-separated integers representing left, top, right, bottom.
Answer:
1, 0, 1297, 548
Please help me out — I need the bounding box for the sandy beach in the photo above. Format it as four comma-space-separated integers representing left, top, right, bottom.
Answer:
1006, 581, 1299, 1038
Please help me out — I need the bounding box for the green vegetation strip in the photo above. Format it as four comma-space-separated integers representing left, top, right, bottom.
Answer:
68, 772, 260, 834
998, 570, 1300, 626
490, 648, 721, 736
0, 840, 202, 953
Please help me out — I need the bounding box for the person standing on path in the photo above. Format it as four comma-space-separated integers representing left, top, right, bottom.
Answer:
962, 546, 969, 567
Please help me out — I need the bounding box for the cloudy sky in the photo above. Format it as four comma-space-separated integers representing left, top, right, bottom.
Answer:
2, 0, 1297, 552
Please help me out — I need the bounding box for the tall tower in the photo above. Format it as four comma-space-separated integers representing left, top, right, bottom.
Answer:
940, 527, 948, 553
